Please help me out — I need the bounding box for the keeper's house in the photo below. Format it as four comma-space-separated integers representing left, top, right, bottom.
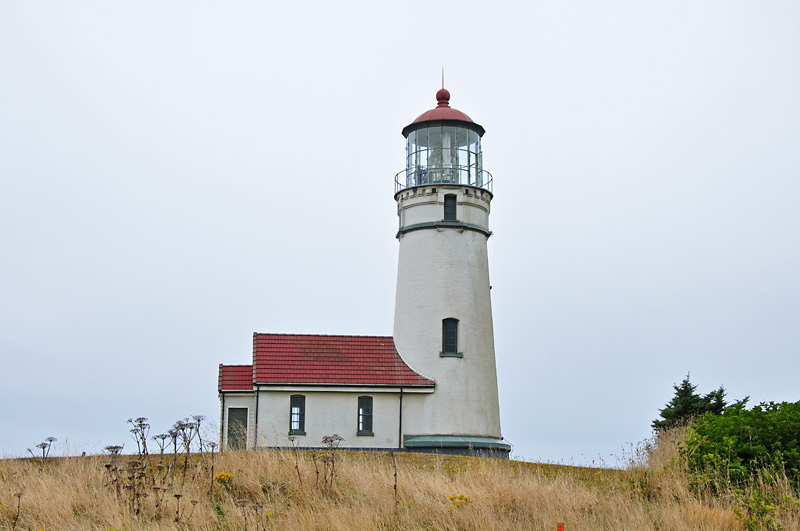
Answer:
218, 334, 434, 450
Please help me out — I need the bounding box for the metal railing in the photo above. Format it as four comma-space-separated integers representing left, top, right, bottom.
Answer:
394, 167, 493, 194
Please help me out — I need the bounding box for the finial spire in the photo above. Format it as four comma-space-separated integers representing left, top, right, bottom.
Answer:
441, 68, 445, 89
435, 87, 451, 107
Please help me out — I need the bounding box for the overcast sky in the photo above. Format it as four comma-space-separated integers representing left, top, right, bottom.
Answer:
2, 1, 799, 464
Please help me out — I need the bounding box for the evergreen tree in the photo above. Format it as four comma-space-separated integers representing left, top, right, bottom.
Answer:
652, 374, 727, 430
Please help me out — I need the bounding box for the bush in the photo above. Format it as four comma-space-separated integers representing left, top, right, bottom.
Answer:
682, 400, 800, 491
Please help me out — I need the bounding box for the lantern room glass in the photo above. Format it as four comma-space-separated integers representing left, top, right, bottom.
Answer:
405, 125, 483, 188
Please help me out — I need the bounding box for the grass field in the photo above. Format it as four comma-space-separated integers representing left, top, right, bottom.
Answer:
1, 428, 798, 530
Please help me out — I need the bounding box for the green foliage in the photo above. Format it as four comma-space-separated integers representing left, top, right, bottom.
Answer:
627, 470, 655, 500
733, 489, 778, 531
682, 400, 800, 492
652, 374, 727, 430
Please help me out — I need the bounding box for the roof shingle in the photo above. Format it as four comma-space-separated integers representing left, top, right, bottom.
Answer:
218, 364, 254, 391
251, 333, 434, 387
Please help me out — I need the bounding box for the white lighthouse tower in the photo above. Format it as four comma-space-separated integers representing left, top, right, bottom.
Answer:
393, 88, 509, 456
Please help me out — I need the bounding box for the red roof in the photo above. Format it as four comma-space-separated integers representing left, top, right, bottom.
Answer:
251, 333, 434, 387
412, 88, 474, 123
218, 364, 254, 391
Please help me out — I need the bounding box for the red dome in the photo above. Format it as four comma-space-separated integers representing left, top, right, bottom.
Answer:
412, 88, 474, 123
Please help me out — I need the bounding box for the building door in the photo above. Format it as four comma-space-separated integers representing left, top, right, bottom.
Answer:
227, 408, 248, 450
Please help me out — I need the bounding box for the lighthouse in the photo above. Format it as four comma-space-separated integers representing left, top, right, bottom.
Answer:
217, 87, 508, 456
393, 88, 509, 456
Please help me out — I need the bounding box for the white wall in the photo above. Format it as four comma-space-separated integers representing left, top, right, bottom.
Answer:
397, 186, 490, 228
254, 389, 406, 449
394, 185, 503, 439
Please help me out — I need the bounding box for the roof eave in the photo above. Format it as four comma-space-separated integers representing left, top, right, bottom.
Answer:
252, 381, 435, 388
402, 118, 485, 138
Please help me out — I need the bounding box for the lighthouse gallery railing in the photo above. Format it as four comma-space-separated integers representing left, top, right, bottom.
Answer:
394, 167, 493, 195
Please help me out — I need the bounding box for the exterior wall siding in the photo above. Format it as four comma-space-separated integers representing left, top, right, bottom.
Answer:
397, 187, 490, 228
394, 185, 502, 439
254, 390, 404, 449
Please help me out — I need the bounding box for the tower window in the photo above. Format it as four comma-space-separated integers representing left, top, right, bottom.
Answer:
357, 396, 373, 436
444, 194, 457, 221
441, 318, 462, 357
289, 395, 306, 435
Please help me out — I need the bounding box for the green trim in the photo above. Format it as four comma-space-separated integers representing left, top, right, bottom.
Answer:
288, 430, 306, 436
397, 221, 492, 238
439, 351, 463, 358
357, 430, 374, 437
403, 435, 511, 453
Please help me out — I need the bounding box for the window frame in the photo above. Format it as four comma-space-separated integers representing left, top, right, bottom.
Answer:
443, 194, 457, 221
440, 318, 463, 358
357, 396, 374, 436
289, 394, 306, 435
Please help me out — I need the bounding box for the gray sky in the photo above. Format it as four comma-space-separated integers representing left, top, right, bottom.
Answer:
2, 1, 799, 464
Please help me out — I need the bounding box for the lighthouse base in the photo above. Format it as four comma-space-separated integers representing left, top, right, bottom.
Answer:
403, 435, 511, 458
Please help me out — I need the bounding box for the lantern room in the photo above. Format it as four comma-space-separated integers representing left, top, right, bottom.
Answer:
396, 88, 492, 194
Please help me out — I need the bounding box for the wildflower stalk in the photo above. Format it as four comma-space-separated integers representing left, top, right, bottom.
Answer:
174, 493, 182, 523
311, 451, 320, 489
322, 434, 344, 492
128, 418, 150, 469
193, 415, 207, 464
35, 443, 48, 469
289, 436, 303, 485
34, 437, 56, 469
172, 419, 196, 488
12, 492, 22, 531
390, 450, 398, 505
105, 445, 124, 499
168, 428, 178, 488
152, 433, 169, 465
207, 442, 218, 496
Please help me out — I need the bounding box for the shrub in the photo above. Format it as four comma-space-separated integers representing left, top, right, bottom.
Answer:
682, 400, 800, 491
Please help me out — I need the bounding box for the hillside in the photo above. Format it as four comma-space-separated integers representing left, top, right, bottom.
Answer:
1, 430, 797, 530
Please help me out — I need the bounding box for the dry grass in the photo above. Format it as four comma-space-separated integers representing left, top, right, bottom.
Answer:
1, 430, 798, 530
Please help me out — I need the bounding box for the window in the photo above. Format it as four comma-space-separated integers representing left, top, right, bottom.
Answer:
289, 395, 305, 435
357, 396, 373, 436
444, 194, 457, 221
227, 407, 248, 450
441, 318, 462, 357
